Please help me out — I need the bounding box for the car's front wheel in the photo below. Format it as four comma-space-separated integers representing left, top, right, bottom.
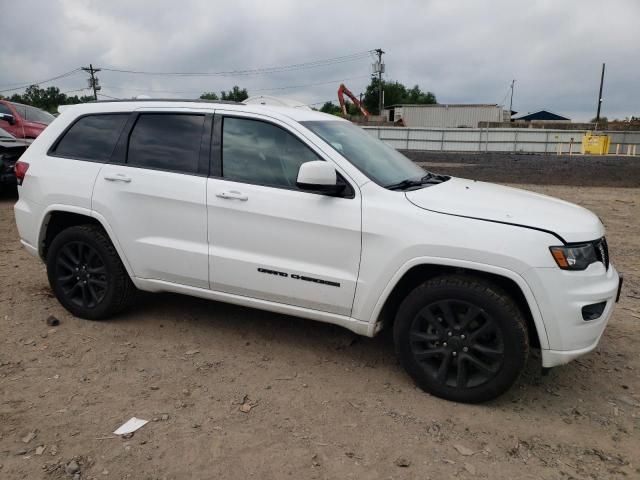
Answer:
46, 224, 135, 320
394, 274, 529, 403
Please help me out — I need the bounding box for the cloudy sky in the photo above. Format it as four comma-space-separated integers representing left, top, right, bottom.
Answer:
1, 0, 638, 121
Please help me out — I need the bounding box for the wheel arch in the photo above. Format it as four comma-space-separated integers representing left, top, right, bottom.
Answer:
369, 259, 549, 350
38, 205, 135, 279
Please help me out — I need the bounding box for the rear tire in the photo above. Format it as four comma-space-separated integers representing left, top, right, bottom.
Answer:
46, 224, 135, 320
393, 274, 529, 403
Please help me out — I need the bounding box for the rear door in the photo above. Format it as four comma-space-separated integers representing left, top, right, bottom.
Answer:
207, 112, 362, 316
92, 110, 211, 288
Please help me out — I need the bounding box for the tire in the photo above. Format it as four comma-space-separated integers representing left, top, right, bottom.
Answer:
46, 224, 135, 320
393, 274, 529, 403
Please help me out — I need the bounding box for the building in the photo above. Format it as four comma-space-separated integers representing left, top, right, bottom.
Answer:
383, 104, 508, 128
513, 110, 570, 123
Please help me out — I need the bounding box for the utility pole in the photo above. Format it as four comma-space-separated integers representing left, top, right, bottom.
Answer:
509, 79, 516, 120
595, 63, 605, 128
373, 48, 385, 116
82, 64, 102, 100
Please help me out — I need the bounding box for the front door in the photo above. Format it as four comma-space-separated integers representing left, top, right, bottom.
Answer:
207, 113, 361, 316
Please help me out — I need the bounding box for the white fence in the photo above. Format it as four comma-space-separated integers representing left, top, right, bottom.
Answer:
362, 127, 640, 154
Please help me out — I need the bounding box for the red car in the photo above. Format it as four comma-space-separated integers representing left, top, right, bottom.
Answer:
0, 100, 55, 139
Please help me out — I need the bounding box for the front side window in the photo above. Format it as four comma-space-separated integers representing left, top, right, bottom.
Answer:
53, 114, 129, 161
127, 114, 205, 174
222, 117, 321, 189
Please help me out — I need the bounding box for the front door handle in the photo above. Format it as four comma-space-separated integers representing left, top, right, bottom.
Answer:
104, 173, 132, 183
216, 190, 248, 201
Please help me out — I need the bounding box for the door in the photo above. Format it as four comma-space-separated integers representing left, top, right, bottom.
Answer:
207, 114, 362, 316
92, 112, 211, 288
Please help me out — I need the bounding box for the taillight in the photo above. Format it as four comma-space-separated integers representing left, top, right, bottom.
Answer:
15, 161, 29, 185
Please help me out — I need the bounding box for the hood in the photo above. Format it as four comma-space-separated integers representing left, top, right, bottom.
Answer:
405, 177, 603, 243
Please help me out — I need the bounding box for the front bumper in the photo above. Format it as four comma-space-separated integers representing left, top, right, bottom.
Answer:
523, 263, 620, 368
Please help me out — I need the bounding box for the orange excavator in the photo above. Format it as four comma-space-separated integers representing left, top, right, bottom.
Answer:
337, 83, 369, 118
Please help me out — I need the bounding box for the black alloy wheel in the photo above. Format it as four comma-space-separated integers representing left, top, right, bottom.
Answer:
55, 241, 108, 309
409, 299, 504, 389
47, 224, 135, 320
394, 275, 529, 403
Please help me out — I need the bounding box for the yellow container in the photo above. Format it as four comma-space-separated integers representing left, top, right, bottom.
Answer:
582, 132, 610, 155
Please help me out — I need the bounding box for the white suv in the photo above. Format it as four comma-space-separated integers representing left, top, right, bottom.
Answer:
14, 100, 622, 403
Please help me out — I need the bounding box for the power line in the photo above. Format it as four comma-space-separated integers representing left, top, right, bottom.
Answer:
99, 50, 373, 77
252, 75, 371, 93
0, 68, 83, 93
99, 74, 372, 97
97, 92, 120, 100
61, 87, 91, 95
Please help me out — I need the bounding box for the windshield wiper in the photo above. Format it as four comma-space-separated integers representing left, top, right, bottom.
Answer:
385, 172, 448, 190
385, 178, 424, 190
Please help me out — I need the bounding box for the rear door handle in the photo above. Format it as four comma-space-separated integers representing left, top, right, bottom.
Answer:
104, 173, 132, 183
216, 190, 248, 201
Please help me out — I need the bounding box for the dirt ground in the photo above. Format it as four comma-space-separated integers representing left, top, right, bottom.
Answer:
1, 155, 639, 479
405, 151, 640, 189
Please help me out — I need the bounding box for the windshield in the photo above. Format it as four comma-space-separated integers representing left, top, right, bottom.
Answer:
301, 120, 426, 187
10, 102, 55, 125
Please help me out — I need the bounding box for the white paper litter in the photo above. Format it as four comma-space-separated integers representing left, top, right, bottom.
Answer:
113, 417, 148, 435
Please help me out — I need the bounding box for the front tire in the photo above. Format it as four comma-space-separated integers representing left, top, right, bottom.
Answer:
46, 225, 135, 320
393, 275, 529, 403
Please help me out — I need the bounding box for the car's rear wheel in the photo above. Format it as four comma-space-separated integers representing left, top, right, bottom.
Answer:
47, 224, 135, 319
394, 274, 529, 403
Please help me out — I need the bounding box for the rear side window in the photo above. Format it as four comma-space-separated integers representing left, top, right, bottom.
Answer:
127, 114, 205, 174
53, 114, 129, 161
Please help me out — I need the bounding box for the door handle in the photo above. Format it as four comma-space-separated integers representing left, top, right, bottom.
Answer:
104, 173, 132, 183
216, 190, 248, 201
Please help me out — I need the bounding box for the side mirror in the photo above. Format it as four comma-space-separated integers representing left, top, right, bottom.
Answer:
0, 113, 15, 125
296, 161, 345, 196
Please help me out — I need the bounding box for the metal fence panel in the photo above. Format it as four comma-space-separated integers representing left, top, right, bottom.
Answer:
362, 126, 640, 154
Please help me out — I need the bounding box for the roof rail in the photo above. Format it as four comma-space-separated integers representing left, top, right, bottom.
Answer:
91, 98, 241, 105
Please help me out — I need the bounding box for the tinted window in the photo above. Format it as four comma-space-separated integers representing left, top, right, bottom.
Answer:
127, 114, 204, 174
54, 114, 128, 161
222, 117, 320, 188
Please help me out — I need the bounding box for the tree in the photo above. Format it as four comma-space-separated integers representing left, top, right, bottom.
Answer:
220, 86, 248, 102
200, 86, 248, 102
362, 78, 436, 115
8, 85, 94, 113
320, 101, 342, 115
200, 92, 219, 100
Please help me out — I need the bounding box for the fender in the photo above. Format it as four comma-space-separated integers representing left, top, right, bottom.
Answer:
37, 204, 137, 281
365, 256, 550, 350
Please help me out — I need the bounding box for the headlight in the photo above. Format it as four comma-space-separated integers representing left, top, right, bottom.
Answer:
549, 244, 598, 270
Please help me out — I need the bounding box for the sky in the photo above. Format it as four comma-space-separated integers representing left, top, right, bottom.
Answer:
1, 0, 638, 121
